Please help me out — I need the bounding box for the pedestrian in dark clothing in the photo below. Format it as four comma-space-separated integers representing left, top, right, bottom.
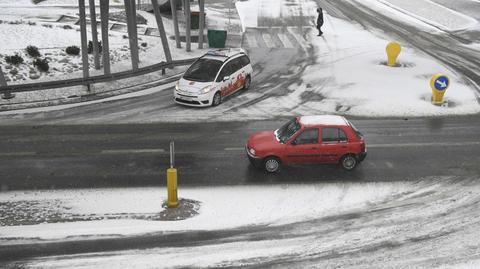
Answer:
316, 8, 324, 36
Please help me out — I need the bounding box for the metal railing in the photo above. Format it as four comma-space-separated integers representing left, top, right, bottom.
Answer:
0, 58, 197, 94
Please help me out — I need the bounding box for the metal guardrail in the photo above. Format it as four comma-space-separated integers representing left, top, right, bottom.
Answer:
0, 58, 197, 94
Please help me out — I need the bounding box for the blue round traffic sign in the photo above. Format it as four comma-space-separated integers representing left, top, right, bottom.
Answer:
433, 76, 450, 91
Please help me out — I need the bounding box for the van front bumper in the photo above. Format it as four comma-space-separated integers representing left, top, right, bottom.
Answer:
174, 91, 212, 107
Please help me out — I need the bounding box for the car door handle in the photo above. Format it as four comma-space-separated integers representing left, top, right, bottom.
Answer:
341, 146, 347, 148
310, 147, 318, 150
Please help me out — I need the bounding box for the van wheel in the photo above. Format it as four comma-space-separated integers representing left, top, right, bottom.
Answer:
340, 155, 357, 171
243, 75, 251, 90
264, 157, 281, 173
212, 92, 222, 106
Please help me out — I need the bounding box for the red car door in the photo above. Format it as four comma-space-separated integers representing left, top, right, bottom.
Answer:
284, 128, 320, 164
319, 127, 350, 163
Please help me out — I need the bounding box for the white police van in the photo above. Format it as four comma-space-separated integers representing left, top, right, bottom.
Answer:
174, 49, 253, 107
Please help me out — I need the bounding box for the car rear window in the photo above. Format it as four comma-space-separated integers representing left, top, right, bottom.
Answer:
183, 58, 223, 82
347, 120, 364, 139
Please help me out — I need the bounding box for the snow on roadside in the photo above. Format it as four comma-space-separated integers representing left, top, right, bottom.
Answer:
0, 182, 410, 242
350, 0, 478, 31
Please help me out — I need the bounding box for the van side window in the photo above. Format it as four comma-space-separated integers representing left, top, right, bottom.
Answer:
240, 55, 250, 67
230, 57, 243, 73
216, 62, 234, 82
294, 128, 319, 145
322, 128, 348, 143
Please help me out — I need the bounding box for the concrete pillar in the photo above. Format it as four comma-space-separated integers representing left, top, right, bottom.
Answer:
100, 0, 111, 74
198, 0, 205, 49
170, 0, 181, 48
124, 0, 139, 70
79, 0, 90, 78
151, 0, 173, 62
0, 66, 14, 99
89, 0, 101, 70
184, 0, 191, 52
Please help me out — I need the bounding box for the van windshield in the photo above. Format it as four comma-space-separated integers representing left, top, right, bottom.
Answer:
183, 58, 223, 82
275, 118, 302, 144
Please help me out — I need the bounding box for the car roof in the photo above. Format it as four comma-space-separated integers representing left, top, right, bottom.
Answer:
299, 115, 348, 127
202, 48, 247, 62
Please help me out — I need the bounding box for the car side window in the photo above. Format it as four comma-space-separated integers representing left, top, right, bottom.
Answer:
216, 62, 233, 82
294, 128, 319, 145
322, 128, 348, 143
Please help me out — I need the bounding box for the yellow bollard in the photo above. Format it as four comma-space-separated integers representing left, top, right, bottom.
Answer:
386, 42, 401, 67
167, 167, 178, 208
430, 74, 450, 105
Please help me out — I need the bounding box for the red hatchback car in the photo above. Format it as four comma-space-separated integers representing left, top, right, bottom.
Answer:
246, 115, 367, 172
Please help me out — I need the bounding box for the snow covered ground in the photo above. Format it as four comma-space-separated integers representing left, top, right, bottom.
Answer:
0, 1, 211, 105
2, 0, 479, 118
0, 182, 409, 242
2, 176, 480, 268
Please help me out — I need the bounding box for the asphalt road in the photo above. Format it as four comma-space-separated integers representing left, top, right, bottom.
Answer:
1, 116, 479, 190
2, 1, 480, 267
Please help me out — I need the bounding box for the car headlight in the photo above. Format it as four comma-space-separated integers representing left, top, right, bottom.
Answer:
249, 148, 256, 156
175, 81, 180, 91
201, 86, 212, 94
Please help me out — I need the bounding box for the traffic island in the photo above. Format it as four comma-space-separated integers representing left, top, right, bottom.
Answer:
158, 198, 201, 221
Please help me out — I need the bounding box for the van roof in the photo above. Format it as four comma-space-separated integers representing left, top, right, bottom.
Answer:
299, 115, 348, 126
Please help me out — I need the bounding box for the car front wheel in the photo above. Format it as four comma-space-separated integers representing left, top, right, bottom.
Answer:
264, 157, 281, 173
340, 155, 358, 170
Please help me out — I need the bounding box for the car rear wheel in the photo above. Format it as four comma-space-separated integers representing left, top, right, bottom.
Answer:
212, 92, 222, 106
340, 155, 358, 170
243, 75, 251, 90
264, 157, 281, 173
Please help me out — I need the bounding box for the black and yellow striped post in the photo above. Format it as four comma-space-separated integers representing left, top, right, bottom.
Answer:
167, 141, 178, 208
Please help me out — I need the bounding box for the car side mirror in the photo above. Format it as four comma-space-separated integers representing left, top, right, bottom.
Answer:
223, 76, 230, 81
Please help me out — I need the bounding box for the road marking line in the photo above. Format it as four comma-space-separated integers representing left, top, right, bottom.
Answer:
277, 33, 294, 48
369, 141, 480, 148
224, 147, 244, 151
101, 149, 165, 154
244, 32, 258, 48
0, 151, 36, 157
385, 161, 394, 168
261, 32, 276, 48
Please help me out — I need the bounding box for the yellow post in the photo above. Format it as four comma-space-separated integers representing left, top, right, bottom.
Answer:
167, 167, 178, 208
166, 141, 178, 208
386, 42, 401, 67
430, 74, 450, 105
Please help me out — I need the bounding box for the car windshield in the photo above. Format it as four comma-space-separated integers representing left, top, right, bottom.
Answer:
275, 118, 302, 144
183, 58, 223, 82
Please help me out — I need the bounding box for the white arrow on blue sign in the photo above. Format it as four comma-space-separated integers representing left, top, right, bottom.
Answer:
434, 76, 450, 91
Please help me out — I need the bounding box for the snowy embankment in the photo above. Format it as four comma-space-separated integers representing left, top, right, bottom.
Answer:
0, 2, 208, 106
